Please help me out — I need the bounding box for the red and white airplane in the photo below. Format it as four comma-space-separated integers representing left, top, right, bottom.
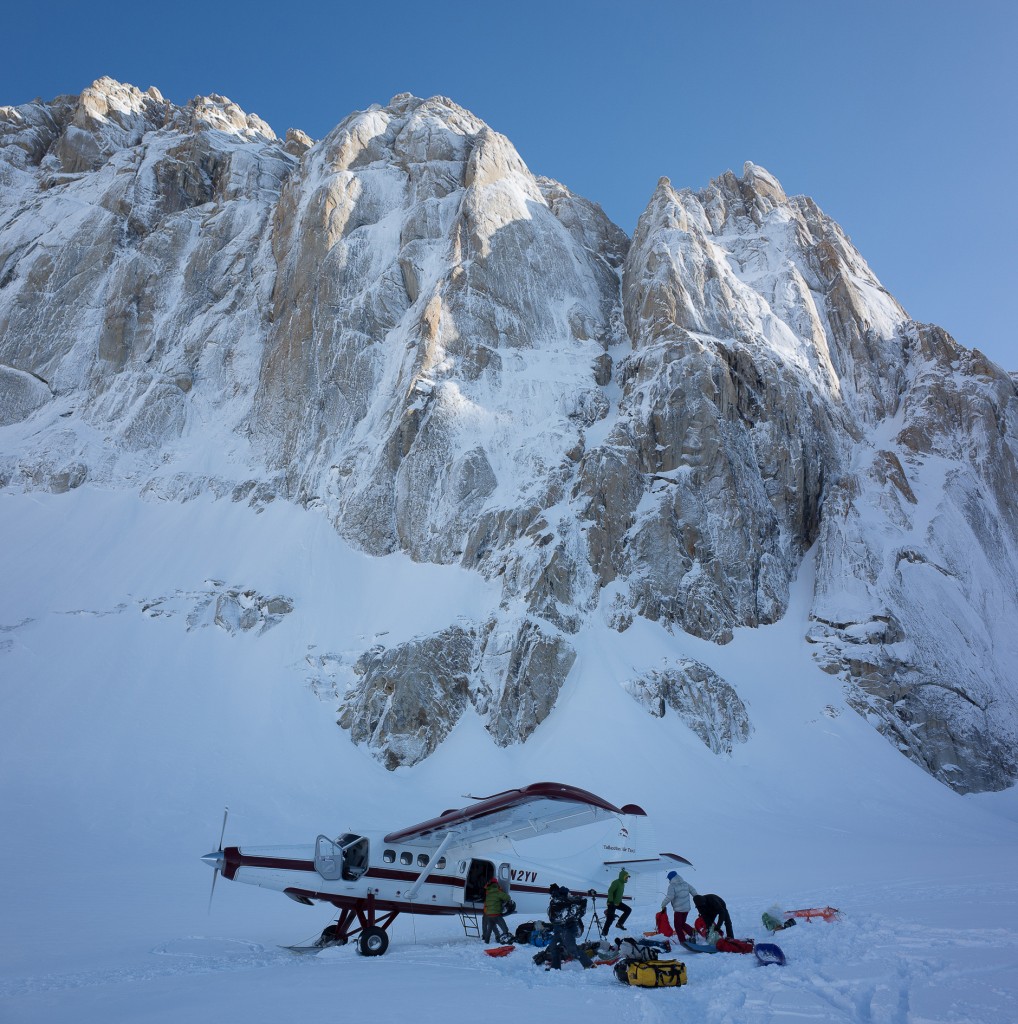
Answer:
202, 781, 690, 956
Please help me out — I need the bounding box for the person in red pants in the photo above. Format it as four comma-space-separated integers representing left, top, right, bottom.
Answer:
661, 870, 698, 941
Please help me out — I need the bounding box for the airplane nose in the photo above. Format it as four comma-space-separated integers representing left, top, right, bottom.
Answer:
202, 850, 225, 870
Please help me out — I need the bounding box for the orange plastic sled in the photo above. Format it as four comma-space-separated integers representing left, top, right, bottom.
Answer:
785, 906, 840, 922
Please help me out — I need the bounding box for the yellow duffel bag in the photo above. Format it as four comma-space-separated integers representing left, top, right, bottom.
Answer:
614, 957, 688, 987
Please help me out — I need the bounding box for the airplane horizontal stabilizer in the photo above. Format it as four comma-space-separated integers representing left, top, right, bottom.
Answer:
603, 853, 693, 873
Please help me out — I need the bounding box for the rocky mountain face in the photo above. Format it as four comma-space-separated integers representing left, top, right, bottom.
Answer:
2, 79, 1015, 792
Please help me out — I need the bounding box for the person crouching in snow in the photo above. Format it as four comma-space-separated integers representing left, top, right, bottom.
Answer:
693, 893, 734, 940
602, 868, 632, 936
661, 870, 698, 941
482, 877, 513, 944
546, 884, 594, 969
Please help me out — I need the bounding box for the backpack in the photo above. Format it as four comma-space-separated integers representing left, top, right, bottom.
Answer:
617, 937, 670, 960
549, 894, 587, 924
613, 957, 687, 988
762, 911, 797, 932
516, 920, 554, 945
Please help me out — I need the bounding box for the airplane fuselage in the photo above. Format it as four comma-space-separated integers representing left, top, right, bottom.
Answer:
212, 829, 615, 918
201, 783, 683, 956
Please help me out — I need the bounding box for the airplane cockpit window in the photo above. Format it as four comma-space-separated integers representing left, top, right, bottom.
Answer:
340, 836, 369, 881
383, 849, 395, 863
399, 851, 412, 865
417, 854, 429, 867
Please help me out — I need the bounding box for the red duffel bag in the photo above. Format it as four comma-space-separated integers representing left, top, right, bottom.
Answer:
716, 938, 755, 953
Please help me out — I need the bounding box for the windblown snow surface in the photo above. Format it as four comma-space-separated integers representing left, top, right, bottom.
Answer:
1, 488, 1016, 1024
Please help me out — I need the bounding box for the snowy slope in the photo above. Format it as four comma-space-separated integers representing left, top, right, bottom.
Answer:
1, 487, 1016, 1023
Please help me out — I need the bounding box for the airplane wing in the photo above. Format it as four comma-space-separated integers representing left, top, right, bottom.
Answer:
384, 782, 646, 848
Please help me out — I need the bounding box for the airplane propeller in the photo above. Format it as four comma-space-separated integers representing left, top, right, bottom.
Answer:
202, 806, 229, 913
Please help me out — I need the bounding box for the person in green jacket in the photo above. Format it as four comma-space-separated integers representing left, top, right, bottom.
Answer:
481, 877, 513, 944
601, 868, 632, 936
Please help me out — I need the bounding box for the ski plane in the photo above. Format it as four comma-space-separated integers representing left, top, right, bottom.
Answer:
202, 781, 689, 956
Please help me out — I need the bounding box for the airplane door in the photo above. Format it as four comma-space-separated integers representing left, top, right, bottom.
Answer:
497, 861, 512, 895
464, 858, 494, 903
315, 836, 342, 881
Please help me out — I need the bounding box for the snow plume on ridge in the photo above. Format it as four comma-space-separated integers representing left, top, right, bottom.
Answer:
1, 80, 1016, 792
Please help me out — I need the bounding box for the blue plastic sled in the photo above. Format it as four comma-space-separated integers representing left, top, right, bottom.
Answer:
755, 942, 786, 966
681, 939, 719, 953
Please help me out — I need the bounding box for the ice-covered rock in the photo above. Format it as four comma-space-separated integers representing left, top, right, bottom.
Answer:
338, 615, 576, 769
624, 660, 751, 754
140, 582, 294, 635
0, 365, 51, 425
340, 626, 477, 770
808, 323, 1018, 792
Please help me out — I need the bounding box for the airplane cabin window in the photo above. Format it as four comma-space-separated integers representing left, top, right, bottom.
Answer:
436, 857, 446, 869
417, 854, 429, 867
400, 852, 412, 865
383, 850, 395, 863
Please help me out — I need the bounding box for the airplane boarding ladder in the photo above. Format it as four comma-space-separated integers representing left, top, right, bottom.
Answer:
460, 905, 482, 939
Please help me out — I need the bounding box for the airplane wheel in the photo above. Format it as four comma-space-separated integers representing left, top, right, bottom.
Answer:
358, 926, 389, 957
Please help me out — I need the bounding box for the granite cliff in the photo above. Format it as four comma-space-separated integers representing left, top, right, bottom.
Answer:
2, 79, 1015, 791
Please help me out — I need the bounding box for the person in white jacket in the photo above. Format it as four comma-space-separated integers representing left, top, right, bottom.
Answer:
661, 870, 698, 941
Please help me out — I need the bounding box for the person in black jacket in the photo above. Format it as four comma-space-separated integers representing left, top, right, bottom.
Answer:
545, 884, 593, 969
693, 893, 734, 940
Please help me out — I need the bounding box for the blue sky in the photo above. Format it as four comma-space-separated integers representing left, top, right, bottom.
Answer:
4, 0, 1015, 369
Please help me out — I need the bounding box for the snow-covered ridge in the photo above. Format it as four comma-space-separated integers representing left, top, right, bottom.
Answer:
0, 77, 279, 172
1, 79, 1015, 792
